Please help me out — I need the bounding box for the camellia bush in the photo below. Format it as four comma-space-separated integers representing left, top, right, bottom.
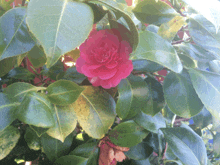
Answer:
1, 0, 220, 164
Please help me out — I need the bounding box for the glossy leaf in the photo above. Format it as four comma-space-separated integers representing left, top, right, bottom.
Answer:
92, 0, 139, 51
41, 132, 74, 162
188, 68, 220, 120
0, 126, 20, 160
158, 16, 186, 42
183, 0, 220, 32
161, 125, 207, 165
124, 141, 153, 160
133, 0, 178, 25
109, 120, 149, 147
69, 141, 99, 165
73, 86, 116, 139
62, 67, 86, 84
29, 125, 49, 137
178, 53, 197, 68
130, 159, 151, 165
54, 155, 88, 165
0, 93, 19, 132
7, 67, 35, 81
132, 59, 164, 72
144, 77, 165, 116
26, 0, 94, 68
116, 74, 149, 119
24, 127, 41, 151
0, 57, 16, 78
46, 104, 77, 142
27, 46, 47, 68
134, 112, 166, 134
163, 69, 203, 118
192, 107, 212, 129
42, 60, 64, 80
209, 60, 220, 74
47, 80, 84, 106
174, 43, 218, 63
188, 15, 220, 58
3, 82, 46, 102
130, 31, 183, 73
0, 7, 35, 60
17, 92, 55, 128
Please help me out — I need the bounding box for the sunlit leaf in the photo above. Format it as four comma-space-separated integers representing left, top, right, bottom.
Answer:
0, 126, 20, 160
26, 0, 94, 68
46, 104, 77, 142
130, 31, 183, 73
73, 86, 116, 139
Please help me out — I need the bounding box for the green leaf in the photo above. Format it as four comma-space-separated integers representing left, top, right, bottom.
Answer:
3, 82, 46, 102
7, 67, 35, 81
29, 125, 49, 137
144, 77, 165, 116
178, 53, 197, 68
24, 127, 41, 151
192, 107, 212, 129
188, 68, 220, 121
54, 155, 88, 165
0, 93, 19, 132
188, 15, 220, 58
209, 60, 220, 74
41, 132, 74, 162
133, 112, 166, 133
109, 120, 149, 147
174, 43, 218, 63
62, 67, 86, 84
47, 80, 84, 106
133, 0, 178, 25
0, 126, 20, 160
42, 60, 64, 80
214, 133, 220, 157
46, 104, 77, 142
0, 7, 35, 60
17, 92, 55, 128
130, 31, 183, 73
91, 0, 139, 51
158, 16, 186, 42
182, 0, 220, 32
116, 74, 149, 119
124, 141, 153, 160
27, 46, 47, 68
68, 141, 99, 165
26, 0, 94, 68
161, 125, 207, 165
0, 56, 16, 78
132, 59, 164, 72
163, 69, 203, 118
73, 86, 116, 139
130, 159, 151, 165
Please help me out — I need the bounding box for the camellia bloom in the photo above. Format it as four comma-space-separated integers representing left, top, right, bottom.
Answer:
76, 29, 133, 89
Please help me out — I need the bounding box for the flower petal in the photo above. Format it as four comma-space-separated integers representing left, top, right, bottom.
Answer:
75, 57, 86, 74
106, 61, 118, 69
98, 67, 117, 80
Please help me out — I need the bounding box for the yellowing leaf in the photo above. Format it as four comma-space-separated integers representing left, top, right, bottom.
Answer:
158, 16, 187, 42
73, 86, 116, 139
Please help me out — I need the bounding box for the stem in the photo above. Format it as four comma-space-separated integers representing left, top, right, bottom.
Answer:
22, 57, 28, 69
22, 0, 26, 6
171, 114, 176, 127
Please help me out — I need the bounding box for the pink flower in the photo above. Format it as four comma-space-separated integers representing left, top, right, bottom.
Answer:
76, 29, 133, 89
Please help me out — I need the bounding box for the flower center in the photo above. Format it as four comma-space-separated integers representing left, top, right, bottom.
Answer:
91, 43, 118, 63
